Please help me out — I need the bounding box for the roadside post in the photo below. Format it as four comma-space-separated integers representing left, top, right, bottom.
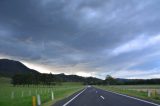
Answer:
37, 94, 41, 106
147, 89, 151, 97
32, 96, 36, 106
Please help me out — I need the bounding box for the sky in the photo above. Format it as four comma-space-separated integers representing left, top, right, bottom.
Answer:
0, 0, 160, 79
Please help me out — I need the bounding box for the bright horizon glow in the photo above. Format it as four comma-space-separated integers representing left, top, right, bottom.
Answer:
22, 61, 51, 73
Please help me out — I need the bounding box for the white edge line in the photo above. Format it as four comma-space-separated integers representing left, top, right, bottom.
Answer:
63, 88, 87, 106
104, 89, 160, 106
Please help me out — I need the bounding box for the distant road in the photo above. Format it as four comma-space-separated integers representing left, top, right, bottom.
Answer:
53, 86, 160, 106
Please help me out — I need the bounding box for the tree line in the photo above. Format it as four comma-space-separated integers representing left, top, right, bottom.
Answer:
104, 75, 160, 85
11, 73, 102, 86
11, 74, 160, 87
12, 73, 61, 87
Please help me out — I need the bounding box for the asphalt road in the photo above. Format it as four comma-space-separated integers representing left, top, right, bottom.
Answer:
53, 86, 160, 106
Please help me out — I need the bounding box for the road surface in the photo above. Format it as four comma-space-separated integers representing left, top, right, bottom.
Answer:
53, 86, 160, 106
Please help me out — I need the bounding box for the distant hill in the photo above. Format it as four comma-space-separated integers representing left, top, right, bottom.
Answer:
116, 78, 130, 82
0, 59, 102, 84
0, 59, 39, 77
53, 73, 102, 83
54, 73, 85, 82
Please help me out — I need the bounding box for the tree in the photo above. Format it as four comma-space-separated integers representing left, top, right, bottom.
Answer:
105, 75, 117, 85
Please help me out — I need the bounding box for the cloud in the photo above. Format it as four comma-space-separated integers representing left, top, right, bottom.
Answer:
0, 0, 160, 79
112, 68, 160, 79
112, 34, 160, 55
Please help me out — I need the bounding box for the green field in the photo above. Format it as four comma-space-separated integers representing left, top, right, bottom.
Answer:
96, 85, 160, 103
0, 77, 84, 106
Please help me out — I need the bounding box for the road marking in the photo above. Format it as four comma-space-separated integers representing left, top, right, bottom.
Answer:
100, 95, 105, 100
88, 85, 91, 88
63, 88, 87, 106
104, 89, 160, 106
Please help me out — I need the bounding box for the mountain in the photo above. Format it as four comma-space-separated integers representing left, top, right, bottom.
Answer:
0, 59, 103, 84
51, 73, 103, 83
0, 59, 39, 77
116, 78, 130, 82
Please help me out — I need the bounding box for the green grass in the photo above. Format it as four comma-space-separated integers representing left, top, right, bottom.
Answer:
96, 85, 160, 104
106, 85, 160, 89
0, 77, 84, 106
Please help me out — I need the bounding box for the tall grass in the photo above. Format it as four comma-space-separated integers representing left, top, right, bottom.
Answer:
0, 77, 84, 106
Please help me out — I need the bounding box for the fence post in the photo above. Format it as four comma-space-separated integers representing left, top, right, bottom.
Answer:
36, 89, 37, 95
22, 91, 24, 97
41, 90, 42, 94
29, 90, 31, 96
37, 94, 41, 106
151, 89, 156, 97
51, 91, 54, 100
11, 91, 14, 99
154, 89, 157, 96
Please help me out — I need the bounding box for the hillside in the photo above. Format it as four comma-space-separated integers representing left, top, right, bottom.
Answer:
0, 59, 102, 84
54, 73, 102, 83
0, 59, 39, 77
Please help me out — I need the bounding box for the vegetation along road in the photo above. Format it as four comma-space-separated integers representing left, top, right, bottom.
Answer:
53, 86, 160, 106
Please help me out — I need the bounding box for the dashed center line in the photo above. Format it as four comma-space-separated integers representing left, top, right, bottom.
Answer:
100, 95, 105, 100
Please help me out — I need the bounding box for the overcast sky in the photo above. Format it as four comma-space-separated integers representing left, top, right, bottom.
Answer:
0, 0, 160, 79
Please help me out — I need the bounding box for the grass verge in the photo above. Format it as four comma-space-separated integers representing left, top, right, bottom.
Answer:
96, 85, 160, 104
0, 77, 84, 106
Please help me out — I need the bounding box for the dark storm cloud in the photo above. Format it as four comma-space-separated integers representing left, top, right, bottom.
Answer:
0, 0, 160, 78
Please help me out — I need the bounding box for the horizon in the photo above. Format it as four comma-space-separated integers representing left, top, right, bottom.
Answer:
1, 0, 160, 79
1, 58, 160, 80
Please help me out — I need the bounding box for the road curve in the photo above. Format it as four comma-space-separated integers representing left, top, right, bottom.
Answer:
53, 86, 160, 106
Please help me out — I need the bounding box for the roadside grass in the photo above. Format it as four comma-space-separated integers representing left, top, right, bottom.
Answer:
96, 85, 160, 104
0, 77, 84, 106
108, 85, 160, 89
42, 87, 82, 106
